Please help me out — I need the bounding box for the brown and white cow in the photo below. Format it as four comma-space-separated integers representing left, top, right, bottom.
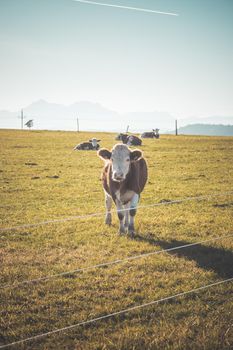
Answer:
74, 138, 101, 150
98, 144, 148, 236
127, 135, 142, 146
115, 133, 142, 146
115, 133, 128, 143
141, 129, 160, 139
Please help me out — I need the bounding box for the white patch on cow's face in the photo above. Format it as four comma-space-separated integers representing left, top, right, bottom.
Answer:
111, 144, 131, 182
91, 138, 98, 148
127, 136, 133, 146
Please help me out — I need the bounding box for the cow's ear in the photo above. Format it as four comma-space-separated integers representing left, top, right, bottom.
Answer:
98, 148, 112, 160
130, 149, 142, 161
97, 139, 101, 142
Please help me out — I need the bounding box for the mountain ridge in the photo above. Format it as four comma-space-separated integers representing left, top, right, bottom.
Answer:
0, 100, 233, 133
176, 124, 233, 136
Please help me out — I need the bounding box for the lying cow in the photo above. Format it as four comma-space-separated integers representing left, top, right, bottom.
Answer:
141, 129, 160, 139
127, 135, 142, 146
98, 144, 148, 236
115, 133, 142, 146
115, 133, 128, 143
74, 138, 101, 150
115, 132, 129, 141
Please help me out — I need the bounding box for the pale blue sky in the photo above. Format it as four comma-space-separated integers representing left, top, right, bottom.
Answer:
0, 0, 233, 117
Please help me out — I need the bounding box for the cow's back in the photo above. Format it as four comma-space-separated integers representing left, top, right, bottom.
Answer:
127, 136, 142, 146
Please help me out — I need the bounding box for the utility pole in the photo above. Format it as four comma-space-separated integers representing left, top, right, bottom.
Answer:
175, 119, 178, 136
77, 117, 79, 132
21, 109, 24, 130
126, 125, 129, 133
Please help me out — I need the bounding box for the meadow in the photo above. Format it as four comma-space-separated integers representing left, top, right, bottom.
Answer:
0, 129, 233, 350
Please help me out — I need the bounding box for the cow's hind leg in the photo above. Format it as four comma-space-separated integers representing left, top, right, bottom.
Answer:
129, 194, 139, 236
105, 192, 112, 225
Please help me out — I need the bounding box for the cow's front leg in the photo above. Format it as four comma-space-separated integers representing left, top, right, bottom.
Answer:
105, 192, 112, 225
124, 202, 130, 231
129, 193, 139, 236
116, 200, 126, 234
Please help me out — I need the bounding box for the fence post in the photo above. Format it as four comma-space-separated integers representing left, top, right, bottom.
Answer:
175, 120, 178, 136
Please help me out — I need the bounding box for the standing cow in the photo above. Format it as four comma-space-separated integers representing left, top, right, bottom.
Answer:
98, 144, 148, 236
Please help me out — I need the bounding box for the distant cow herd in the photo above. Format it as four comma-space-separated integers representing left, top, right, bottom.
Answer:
74, 129, 159, 150
73, 129, 159, 236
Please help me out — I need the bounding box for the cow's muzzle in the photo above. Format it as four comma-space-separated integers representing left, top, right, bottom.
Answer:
112, 172, 125, 182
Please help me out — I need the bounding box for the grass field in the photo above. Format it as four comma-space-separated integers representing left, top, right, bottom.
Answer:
0, 129, 233, 350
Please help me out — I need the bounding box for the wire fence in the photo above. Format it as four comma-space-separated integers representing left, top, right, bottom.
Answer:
1, 190, 233, 348
0, 277, 232, 349
1, 232, 232, 290
1, 190, 233, 232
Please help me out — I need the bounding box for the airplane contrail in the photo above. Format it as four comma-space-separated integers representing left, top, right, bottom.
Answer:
72, 0, 179, 16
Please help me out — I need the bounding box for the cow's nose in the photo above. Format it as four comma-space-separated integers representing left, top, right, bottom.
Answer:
113, 172, 124, 181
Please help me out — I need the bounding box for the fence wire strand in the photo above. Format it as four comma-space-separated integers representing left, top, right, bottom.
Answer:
0, 277, 232, 349
1, 191, 233, 232
1, 191, 233, 348
1, 233, 232, 290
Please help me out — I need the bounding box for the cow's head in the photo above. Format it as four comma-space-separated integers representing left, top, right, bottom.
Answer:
127, 135, 134, 146
89, 138, 101, 148
115, 134, 121, 140
98, 144, 142, 182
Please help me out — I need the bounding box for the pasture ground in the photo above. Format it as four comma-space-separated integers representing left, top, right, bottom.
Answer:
0, 129, 233, 350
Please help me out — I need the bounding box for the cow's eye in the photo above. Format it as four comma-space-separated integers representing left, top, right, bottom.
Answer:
126, 158, 130, 162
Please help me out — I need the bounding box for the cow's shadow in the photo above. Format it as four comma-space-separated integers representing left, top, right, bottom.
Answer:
133, 233, 233, 279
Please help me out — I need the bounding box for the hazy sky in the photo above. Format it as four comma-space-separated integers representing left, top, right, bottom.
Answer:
0, 0, 233, 117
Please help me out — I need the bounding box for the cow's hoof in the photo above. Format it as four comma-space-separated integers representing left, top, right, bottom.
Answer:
105, 214, 112, 226
105, 220, 112, 226
128, 225, 135, 237
118, 227, 126, 235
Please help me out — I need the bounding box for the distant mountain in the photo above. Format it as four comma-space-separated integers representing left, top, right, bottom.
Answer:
122, 111, 175, 131
21, 100, 175, 131
0, 100, 120, 131
0, 100, 175, 131
24, 99, 68, 117
0, 100, 233, 133
24, 99, 118, 119
177, 124, 233, 136
179, 116, 233, 127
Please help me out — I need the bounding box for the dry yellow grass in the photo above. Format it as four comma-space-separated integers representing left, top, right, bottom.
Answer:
0, 129, 233, 349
